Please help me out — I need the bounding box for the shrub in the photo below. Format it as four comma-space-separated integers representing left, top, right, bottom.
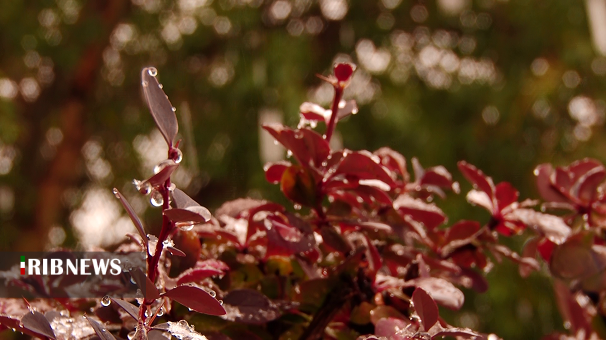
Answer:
1, 63, 605, 340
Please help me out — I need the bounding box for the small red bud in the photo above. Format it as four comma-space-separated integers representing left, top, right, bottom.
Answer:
334, 63, 355, 82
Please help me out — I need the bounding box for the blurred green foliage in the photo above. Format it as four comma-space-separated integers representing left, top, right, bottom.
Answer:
1, 0, 605, 338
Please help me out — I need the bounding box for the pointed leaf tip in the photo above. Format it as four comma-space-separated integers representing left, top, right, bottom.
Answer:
412, 287, 439, 331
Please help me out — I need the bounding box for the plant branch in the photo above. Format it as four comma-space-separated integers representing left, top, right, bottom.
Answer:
324, 85, 343, 143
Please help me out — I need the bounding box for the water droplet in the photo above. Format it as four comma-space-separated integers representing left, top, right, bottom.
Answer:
112, 188, 120, 198
294, 131, 304, 139
148, 67, 158, 77
158, 84, 163, 89
157, 306, 164, 316
130, 276, 137, 284
533, 168, 539, 176
178, 320, 189, 328
141, 80, 148, 87
168, 183, 176, 191
310, 121, 318, 128
171, 107, 177, 112
162, 239, 174, 247
218, 300, 223, 305
286, 150, 293, 158
321, 161, 328, 167
351, 108, 359, 114
173, 148, 183, 163
150, 190, 164, 207
209, 290, 216, 297
153, 159, 174, 174
127, 330, 136, 340
273, 140, 279, 145
133, 179, 152, 195
101, 296, 111, 307
294, 204, 302, 210
145, 309, 151, 317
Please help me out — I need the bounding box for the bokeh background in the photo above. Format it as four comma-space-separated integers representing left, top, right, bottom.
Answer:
2, 0, 606, 338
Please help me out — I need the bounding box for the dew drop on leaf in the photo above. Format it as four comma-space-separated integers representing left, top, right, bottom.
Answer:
112, 188, 120, 197
173, 148, 183, 163
218, 300, 223, 306
294, 204, 302, 210
287, 150, 293, 158
178, 320, 189, 328
145, 309, 151, 317
148, 67, 158, 77
209, 290, 216, 297
101, 296, 111, 306
157, 306, 164, 316
150, 190, 164, 207
158, 84, 163, 89
127, 331, 136, 340
171, 107, 177, 112
168, 183, 176, 191
141, 80, 148, 87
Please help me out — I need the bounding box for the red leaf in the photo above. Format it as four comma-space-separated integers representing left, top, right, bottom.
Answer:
494, 182, 519, 210
166, 246, 186, 257
84, 315, 116, 340
320, 225, 352, 254
264, 216, 315, 256
109, 297, 139, 320
335, 100, 358, 120
164, 207, 211, 224
571, 165, 606, 203
263, 161, 291, 184
141, 67, 178, 146
420, 166, 453, 188
404, 277, 464, 310
146, 160, 179, 187
177, 267, 224, 285
550, 232, 606, 280
21, 311, 55, 339
458, 161, 495, 199
568, 158, 603, 182
394, 195, 447, 229
162, 285, 226, 315
130, 267, 160, 301
373, 147, 408, 183
506, 209, 570, 244
280, 165, 317, 207
172, 189, 201, 209
332, 151, 396, 189
412, 287, 439, 331
445, 220, 481, 243
262, 123, 330, 167
299, 102, 329, 123
113, 188, 148, 245
222, 289, 282, 324
534, 164, 568, 203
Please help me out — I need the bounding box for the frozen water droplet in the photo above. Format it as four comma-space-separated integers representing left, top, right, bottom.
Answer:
127, 331, 136, 340
173, 148, 183, 163
157, 306, 164, 316
101, 296, 111, 307
150, 190, 164, 207
171, 107, 176, 112
294, 204, 302, 210
158, 84, 163, 89
148, 67, 158, 77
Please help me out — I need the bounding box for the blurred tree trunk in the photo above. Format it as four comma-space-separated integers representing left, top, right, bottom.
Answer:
14, 0, 130, 251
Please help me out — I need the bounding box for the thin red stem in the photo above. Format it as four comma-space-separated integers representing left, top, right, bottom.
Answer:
324, 85, 343, 143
